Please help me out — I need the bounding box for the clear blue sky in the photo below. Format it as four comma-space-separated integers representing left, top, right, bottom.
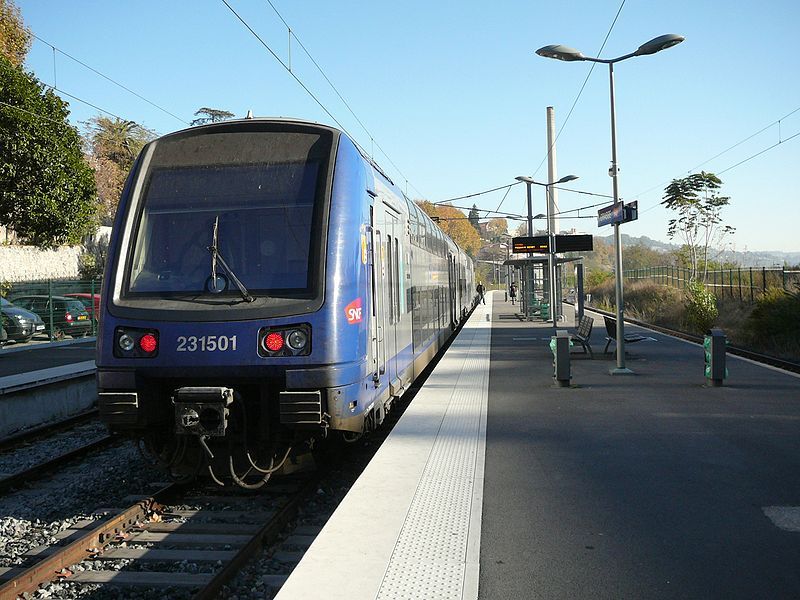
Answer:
17, 0, 800, 253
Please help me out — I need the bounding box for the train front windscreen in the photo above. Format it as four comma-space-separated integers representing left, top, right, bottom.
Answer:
123, 127, 333, 304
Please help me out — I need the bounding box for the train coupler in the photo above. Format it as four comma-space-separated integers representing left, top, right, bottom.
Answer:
172, 386, 234, 437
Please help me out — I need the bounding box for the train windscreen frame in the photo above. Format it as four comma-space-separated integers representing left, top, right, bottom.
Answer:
115, 125, 335, 316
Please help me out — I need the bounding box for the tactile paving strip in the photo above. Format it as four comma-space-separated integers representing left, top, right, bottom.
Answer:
376, 306, 491, 600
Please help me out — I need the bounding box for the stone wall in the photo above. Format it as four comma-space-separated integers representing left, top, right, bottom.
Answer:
0, 245, 83, 283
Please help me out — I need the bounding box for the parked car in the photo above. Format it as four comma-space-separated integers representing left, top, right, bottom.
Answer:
9, 295, 92, 340
0, 297, 46, 343
64, 293, 101, 325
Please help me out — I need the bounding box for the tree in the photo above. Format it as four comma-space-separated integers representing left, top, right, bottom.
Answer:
661, 171, 735, 283
0, 0, 30, 67
512, 221, 529, 237
468, 204, 481, 234
417, 201, 481, 257
0, 56, 98, 247
623, 243, 670, 271
85, 116, 154, 170
86, 155, 126, 226
191, 107, 235, 126
485, 217, 508, 241
84, 116, 155, 223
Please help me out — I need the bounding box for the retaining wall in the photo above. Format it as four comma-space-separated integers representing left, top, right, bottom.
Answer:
0, 245, 83, 283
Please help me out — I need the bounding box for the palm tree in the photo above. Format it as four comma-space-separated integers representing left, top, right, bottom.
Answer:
85, 116, 154, 170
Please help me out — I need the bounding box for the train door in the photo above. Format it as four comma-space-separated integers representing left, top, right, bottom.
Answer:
372, 229, 386, 383
448, 254, 457, 328
372, 226, 386, 384
384, 210, 401, 392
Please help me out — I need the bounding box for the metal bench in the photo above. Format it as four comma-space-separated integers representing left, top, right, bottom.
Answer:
603, 316, 647, 354
572, 315, 594, 357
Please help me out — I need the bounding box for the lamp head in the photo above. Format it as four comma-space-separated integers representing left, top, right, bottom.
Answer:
516, 176, 535, 184
635, 34, 685, 56
535, 45, 586, 62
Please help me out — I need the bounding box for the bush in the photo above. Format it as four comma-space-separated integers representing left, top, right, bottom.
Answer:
684, 281, 718, 333
586, 269, 614, 289
744, 289, 800, 359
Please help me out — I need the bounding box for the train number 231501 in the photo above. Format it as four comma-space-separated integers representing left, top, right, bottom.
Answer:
176, 335, 238, 352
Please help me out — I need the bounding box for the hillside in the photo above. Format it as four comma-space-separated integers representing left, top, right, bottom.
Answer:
601, 235, 800, 267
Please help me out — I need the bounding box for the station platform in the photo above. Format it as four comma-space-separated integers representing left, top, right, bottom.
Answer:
0, 339, 97, 436
0, 338, 95, 378
276, 291, 800, 599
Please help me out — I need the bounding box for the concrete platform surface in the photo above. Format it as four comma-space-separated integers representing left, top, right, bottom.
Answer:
276, 295, 492, 599
275, 291, 800, 599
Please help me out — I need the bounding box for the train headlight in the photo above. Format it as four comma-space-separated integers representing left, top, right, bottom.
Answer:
119, 333, 135, 352
258, 323, 311, 357
114, 327, 159, 358
287, 329, 308, 351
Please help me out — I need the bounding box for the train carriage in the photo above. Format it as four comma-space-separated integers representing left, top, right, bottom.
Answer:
97, 118, 475, 487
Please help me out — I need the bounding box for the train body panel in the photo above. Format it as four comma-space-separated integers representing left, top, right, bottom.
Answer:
96, 118, 475, 487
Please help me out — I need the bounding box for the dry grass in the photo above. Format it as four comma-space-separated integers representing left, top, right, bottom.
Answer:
586, 279, 800, 362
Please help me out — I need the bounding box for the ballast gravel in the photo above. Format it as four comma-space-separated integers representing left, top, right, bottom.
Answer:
1, 422, 394, 599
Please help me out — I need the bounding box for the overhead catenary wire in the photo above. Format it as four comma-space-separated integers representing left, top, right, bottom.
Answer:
494, 0, 626, 217
223, 0, 426, 200
0, 99, 74, 127
434, 182, 521, 205
32, 34, 190, 127
635, 105, 800, 211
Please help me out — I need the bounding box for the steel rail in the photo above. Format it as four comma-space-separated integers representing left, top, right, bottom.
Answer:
0, 484, 175, 600
191, 474, 322, 600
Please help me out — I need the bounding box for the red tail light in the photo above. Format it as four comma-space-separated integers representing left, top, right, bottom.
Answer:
264, 332, 284, 352
65, 312, 73, 322
139, 333, 158, 353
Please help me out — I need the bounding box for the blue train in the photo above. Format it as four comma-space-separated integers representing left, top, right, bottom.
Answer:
97, 118, 476, 487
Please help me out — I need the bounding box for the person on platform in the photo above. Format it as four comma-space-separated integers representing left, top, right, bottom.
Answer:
476, 281, 485, 304
509, 282, 517, 304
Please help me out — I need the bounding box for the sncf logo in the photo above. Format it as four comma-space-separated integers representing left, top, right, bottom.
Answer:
345, 298, 363, 324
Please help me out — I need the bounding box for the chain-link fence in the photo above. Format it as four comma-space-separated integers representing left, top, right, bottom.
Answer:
1, 278, 101, 344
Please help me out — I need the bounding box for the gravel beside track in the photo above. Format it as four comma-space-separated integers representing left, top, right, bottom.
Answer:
0, 442, 158, 571
0, 421, 110, 476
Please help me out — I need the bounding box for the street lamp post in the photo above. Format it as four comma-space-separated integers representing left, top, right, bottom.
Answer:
515, 177, 535, 319
517, 175, 578, 326
535, 34, 684, 373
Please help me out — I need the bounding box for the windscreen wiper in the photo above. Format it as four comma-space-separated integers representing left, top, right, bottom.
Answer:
206, 216, 255, 303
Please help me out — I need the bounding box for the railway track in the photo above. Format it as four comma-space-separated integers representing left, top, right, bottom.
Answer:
0, 409, 120, 494
0, 307, 476, 598
0, 433, 119, 494
585, 306, 800, 374
0, 473, 320, 599
0, 409, 99, 454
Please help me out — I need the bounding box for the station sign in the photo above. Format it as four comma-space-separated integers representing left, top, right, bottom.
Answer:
597, 200, 638, 227
512, 234, 594, 254
597, 201, 624, 227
